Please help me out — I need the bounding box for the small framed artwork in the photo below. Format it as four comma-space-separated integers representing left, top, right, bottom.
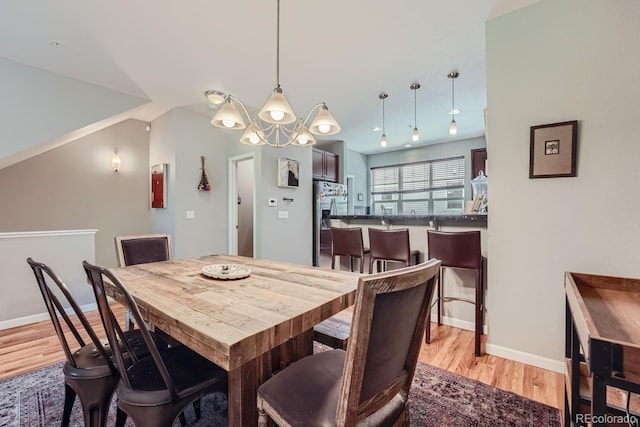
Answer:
529, 120, 578, 178
151, 163, 168, 208
277, 158, 300, 188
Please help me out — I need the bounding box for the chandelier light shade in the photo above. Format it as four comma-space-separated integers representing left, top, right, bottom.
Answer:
448, 71, 460, 136
410, 82, 420, 142
209, 0, 340, 148
379, 92, 388, 148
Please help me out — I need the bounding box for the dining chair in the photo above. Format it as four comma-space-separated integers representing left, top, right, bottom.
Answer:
368, 228, 420, 274
425, 230, 484, 356
257, 258, 441, 427
114, 233, 172, 330
83, 260, 228, 427
26, 258, 167, 427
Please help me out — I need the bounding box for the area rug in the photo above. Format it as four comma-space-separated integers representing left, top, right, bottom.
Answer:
0, 361, 560, 426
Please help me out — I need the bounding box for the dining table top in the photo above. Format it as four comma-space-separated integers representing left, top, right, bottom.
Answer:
106, 254, 360, 371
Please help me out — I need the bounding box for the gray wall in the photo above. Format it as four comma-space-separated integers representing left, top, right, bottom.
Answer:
486, 0, 640, 369
345, 149, 369, 212
0, 119, 151, 267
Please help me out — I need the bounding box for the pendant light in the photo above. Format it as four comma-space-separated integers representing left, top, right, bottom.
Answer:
209, 0, 340, 147
410, 83, 420, 142
379, 92, 388, 148
448, 71, 460, 136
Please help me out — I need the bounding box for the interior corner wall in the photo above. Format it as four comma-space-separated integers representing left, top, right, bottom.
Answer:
0, 119, 152, 267
345, 149, 369, 211
150, 108, 232, 259
486, 0, 640, 368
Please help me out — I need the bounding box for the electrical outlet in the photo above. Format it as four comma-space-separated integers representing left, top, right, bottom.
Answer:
268, 198, 277, 207
186, 210, 195, 219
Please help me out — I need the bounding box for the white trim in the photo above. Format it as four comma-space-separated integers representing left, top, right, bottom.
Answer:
0, 229, 98, 239
485, 342, 565, 373
0, 302, 98, 330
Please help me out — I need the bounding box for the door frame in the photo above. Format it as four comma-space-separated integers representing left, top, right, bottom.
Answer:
228, 153, 257, 256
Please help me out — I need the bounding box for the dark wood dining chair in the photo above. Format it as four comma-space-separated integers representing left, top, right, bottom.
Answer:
257, 259, 441, 427
425, 230, 484, 356
114, 233, 172, 330
26, 258, 168, 427
114, 233, 173, 267
83, 260, 228, 427
368, 228, 419, 274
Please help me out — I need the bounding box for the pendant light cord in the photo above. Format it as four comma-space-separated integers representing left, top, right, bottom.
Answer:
275, 0, 280, 89
414, 87, 417, 128
451, 77, 455, 111
382, 96, 386, 134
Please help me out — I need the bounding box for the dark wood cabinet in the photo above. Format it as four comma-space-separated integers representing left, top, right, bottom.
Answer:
471, 148, 487, 178
312, 148, 339, 182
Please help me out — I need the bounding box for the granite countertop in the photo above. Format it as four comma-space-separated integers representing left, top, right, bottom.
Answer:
328, 214, 487, 227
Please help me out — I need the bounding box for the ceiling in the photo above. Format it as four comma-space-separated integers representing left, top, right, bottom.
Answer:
0, 0, 539, 155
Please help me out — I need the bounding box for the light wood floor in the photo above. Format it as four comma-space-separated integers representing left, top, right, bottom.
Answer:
0, 304, 564, 414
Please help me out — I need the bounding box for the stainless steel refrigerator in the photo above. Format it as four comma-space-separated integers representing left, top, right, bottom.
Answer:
313, 181, 348, 266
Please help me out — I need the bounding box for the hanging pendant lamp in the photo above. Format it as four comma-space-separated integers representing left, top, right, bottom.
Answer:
209, 0, 340, 147
379, 92, 388, 148
410, 83, 420, 142
448, 71, 460, 136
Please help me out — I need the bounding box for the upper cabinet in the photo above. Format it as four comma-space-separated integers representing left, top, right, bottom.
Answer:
312, 148, 339, 182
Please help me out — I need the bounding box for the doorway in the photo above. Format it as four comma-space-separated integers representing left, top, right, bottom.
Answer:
228, 154, 255, 257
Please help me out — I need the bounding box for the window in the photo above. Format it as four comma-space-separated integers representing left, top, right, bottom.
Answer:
370, 156, 465, 215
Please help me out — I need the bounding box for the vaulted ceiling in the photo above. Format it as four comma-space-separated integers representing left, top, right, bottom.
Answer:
0, 0, 539, 154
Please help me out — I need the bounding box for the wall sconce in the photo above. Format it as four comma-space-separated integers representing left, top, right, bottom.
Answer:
111, 153, 121, 172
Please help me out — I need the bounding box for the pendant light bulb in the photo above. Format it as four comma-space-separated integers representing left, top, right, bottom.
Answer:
412, 128, 419, 142
449, 118, 457, 136
380, 134, 388, 147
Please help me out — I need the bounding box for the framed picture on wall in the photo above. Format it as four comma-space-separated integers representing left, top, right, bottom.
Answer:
529, 120, 578, 178
277, 158, 300, 188
151, 163, 168, 208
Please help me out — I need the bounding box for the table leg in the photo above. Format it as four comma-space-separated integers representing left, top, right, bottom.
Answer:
227, 330, 315, 427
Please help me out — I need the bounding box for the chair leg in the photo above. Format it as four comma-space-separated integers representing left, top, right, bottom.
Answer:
425, 302, 432, 344
474, 270, 483, 356
193, 398, 202, 420
331, 255, 336, 270
257, 397, 269, 427
61, 383, 76, 427
437, 270, 443, 326
179, 412, 187, 426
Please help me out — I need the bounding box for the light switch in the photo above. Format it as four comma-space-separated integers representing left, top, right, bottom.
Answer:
186, 210, 195, 219
278, 211, 288, 219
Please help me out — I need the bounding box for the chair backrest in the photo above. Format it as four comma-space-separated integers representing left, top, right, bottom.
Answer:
115, 234, 173, 267
83, 260, 181, 401
330, 227, 365, 259
427, 230, 481, 270
336, 258, 440, 425
368, 228, 411, 264
26, 258, 114, 371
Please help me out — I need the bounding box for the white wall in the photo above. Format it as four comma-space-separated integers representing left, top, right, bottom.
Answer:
0, 230, 96, 327
486, 0, 640, 371
0, 57, 148, 168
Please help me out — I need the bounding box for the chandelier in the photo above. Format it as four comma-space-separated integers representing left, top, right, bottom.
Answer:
209, 0, 340, 147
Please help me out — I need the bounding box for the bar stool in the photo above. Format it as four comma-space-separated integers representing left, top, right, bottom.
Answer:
368, 228, 419, 274
329, 227, 368, 273
425, 230, 484, 356
313, 227, 368, 350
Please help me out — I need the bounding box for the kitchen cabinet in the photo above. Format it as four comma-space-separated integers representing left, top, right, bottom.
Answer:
312, 149, 339, 182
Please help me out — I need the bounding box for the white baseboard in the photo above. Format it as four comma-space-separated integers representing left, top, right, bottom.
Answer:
431, 314, 489, 335
0, 303, 98, 331
485, 342, 565, 373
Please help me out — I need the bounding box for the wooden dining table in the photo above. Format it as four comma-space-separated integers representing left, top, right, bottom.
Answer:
105, 254, 359, 427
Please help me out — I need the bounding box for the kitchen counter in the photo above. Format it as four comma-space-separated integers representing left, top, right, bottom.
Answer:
329, 214, 487, 229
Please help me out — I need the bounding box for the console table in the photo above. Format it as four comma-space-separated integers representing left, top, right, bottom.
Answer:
565, 272, 640, 426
